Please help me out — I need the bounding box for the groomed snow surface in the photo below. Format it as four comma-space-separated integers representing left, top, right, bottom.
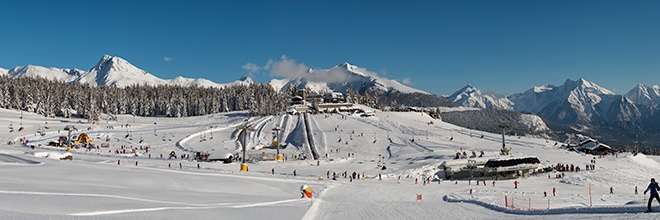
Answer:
0, 106, 659, 220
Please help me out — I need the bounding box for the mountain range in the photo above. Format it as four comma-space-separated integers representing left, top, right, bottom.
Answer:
0, 55, 254, 88
269, 62, 428, 94
2, 55, 658, 147
0, 55, 456, 109
448, 78, 660, 147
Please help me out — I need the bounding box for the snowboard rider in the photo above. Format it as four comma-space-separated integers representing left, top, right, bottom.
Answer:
644, 178, 660, 212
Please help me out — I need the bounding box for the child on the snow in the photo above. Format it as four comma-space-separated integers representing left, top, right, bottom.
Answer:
644, 178, 660, 212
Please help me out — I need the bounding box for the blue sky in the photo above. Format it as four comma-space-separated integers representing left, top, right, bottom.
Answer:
1, 0, 659, 95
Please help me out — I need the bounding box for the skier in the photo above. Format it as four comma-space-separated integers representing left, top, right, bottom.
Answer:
271, 168, 275, 175
644, 178, 660, 212
514, 180, 519, 189
553, 187, 556, 196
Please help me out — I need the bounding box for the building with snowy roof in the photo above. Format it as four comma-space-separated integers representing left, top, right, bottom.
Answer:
576, 139, 612, 155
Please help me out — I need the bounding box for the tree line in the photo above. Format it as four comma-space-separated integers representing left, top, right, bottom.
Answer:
0, 75, 288, 122
0, 76, 389, 122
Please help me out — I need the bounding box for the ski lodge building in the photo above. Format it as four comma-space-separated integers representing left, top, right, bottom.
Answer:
440, 156, 542, 180
286, 90, 353, 114
575, 139, 613, 155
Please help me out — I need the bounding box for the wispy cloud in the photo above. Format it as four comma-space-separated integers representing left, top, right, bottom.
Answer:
380, 69, 388, 76
402, 78, 412, 85
264, 55, 363, 83
241, 63, 261, 74
163, 56, 173, 62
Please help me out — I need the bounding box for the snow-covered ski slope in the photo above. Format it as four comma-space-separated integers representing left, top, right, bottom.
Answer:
1, 106, 659, 219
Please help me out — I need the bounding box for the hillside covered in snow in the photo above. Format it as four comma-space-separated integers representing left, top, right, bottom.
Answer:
1, 106, 659, 219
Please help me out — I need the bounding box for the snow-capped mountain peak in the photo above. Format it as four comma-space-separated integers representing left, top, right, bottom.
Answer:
564, 78, 614, 95
239, 75, 255, 84
76, 55, 165, 87
506, 78, 629, 124
269, 62, 428, 95
3, 54, 252, 89
447, 84, 512, 109
339, 62, 362, 75
7, 65, 82, 82
624, 83, 660, 107
90, 54, 148, 75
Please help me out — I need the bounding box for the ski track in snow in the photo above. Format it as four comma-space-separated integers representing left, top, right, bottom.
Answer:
5, 108, 660, 219
68, 198, 307, 216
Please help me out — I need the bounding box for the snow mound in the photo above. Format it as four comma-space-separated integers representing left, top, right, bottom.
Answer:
29, 151, 73, 160
628, 153, 660, 169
